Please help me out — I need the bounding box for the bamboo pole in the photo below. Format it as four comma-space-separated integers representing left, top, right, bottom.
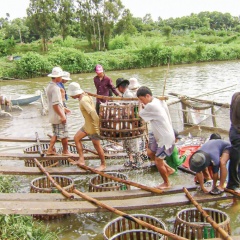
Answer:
183, 187, 232, 240
167, 84, 236, 106
169, 92, 230, 108
85, 91, 168, 101
73, 188, 187, 240
35, 132, 44, 157
33, 158, 74, 199
224, 188, 240, 197
68, 158, 163, 194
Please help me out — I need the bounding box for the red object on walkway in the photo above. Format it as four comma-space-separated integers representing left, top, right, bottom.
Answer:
179, 145, 201, 168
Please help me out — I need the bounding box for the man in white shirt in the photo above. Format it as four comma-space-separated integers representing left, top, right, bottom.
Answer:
137, 86, 175, 189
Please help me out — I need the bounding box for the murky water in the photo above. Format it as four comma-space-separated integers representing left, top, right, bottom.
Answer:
1, 60, 240, 238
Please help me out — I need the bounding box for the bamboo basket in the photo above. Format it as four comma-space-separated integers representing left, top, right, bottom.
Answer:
24, 158, 59, 167
173, 207, 231, 239
23, 143, 78, 154
103, 214, 167, 240
99, 102, 146, 140
89, 172, 130, 192
30, 175, 75, 220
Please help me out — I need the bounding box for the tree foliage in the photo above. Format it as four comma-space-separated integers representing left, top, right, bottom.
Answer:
27, 0, 58, 51
58, 0, 75, 40
76, 0, 124, 50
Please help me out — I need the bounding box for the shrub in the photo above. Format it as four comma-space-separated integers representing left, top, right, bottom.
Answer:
11, 52, 49, 78
47, 47, 93, 73
109, 35, 132, 50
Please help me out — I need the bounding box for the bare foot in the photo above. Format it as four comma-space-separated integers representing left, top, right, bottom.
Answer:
45, 151, 58, 155
217, 186, 225, 192
95, 165, 106, 171
62, 151, 75, 156
71, 159, 85, 165
155, 183, 171, 189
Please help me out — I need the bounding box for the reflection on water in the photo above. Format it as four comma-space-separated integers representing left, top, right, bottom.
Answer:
1, 61, 240, 239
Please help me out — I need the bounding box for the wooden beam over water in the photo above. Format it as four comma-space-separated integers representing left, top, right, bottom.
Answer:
0, 191, 233, 215
0, 162, 153, 175
0, 152, 127, 160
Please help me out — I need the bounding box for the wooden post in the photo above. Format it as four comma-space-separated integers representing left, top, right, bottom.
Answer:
181, 101, 188, 127
211, 106, 217, 127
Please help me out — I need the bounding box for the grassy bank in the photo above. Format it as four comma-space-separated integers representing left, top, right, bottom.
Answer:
1, 31, 240, 79
0, 176, 60, 240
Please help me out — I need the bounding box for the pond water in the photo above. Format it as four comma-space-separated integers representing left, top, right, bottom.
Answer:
0, 60, 240, 239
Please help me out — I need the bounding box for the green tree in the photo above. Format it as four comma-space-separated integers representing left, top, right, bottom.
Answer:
76, 0, 124, 50
4, 18, 29, 43
27, 0, 58, 52
113, 9, 137, 36
58, 0, 75, 40
162, 25, 172, 38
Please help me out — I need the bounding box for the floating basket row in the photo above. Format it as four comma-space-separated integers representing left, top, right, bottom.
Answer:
99, 103, 146, 140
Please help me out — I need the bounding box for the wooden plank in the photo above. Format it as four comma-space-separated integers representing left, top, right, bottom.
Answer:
205, 238, 240, 240
0, 137, 76, 142
0, 192, 233, 215
0, 185, 197, 201
0, 162, 154, 175
0, 152, 127, 160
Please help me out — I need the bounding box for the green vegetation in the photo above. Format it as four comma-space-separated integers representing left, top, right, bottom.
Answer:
0, 0, 240, 78
0, 176, 60, 239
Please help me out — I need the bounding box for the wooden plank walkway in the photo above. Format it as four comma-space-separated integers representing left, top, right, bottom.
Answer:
0, 162, 154, 175
0, 137, 77, 142
0, 152, 127, 160
0, 186, 234, 215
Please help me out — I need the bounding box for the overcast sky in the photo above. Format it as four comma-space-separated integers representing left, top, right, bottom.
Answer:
1, 0, 240, 20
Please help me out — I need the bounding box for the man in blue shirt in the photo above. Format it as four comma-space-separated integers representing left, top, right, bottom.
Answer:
189, 137, 230, 195
57, 71, 72, 107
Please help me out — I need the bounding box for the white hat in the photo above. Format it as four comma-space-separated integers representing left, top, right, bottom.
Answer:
62, 71, 72, 81
128, 77, 141, 90
48, 67, 63, 78
67, 82, 84, 96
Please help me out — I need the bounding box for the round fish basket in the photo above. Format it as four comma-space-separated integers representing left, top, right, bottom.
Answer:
24, 158, 59, 167
173, 207, 231, 239
23, 143, 78, 154
30, 175, 74, 193
89, 172, 130, 192
30, 175, 75, 220
99, 102, 146, 140
103, 214, 167, 240
23, 143, 50, 154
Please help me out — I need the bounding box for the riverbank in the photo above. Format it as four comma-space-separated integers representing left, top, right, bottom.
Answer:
1, 32, 240, 79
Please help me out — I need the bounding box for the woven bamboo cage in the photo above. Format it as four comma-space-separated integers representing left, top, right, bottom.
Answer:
173, 207, 231, 239
30, 175, 74, 193
30, 175, 75, 220
24, 158, 59, 167
24, 143, 50, 154
23, 143, 78, 166
99, 102, 146, 140
23, 143, 78, 154
103, 214, 167, 240
89, 172, 130, 192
